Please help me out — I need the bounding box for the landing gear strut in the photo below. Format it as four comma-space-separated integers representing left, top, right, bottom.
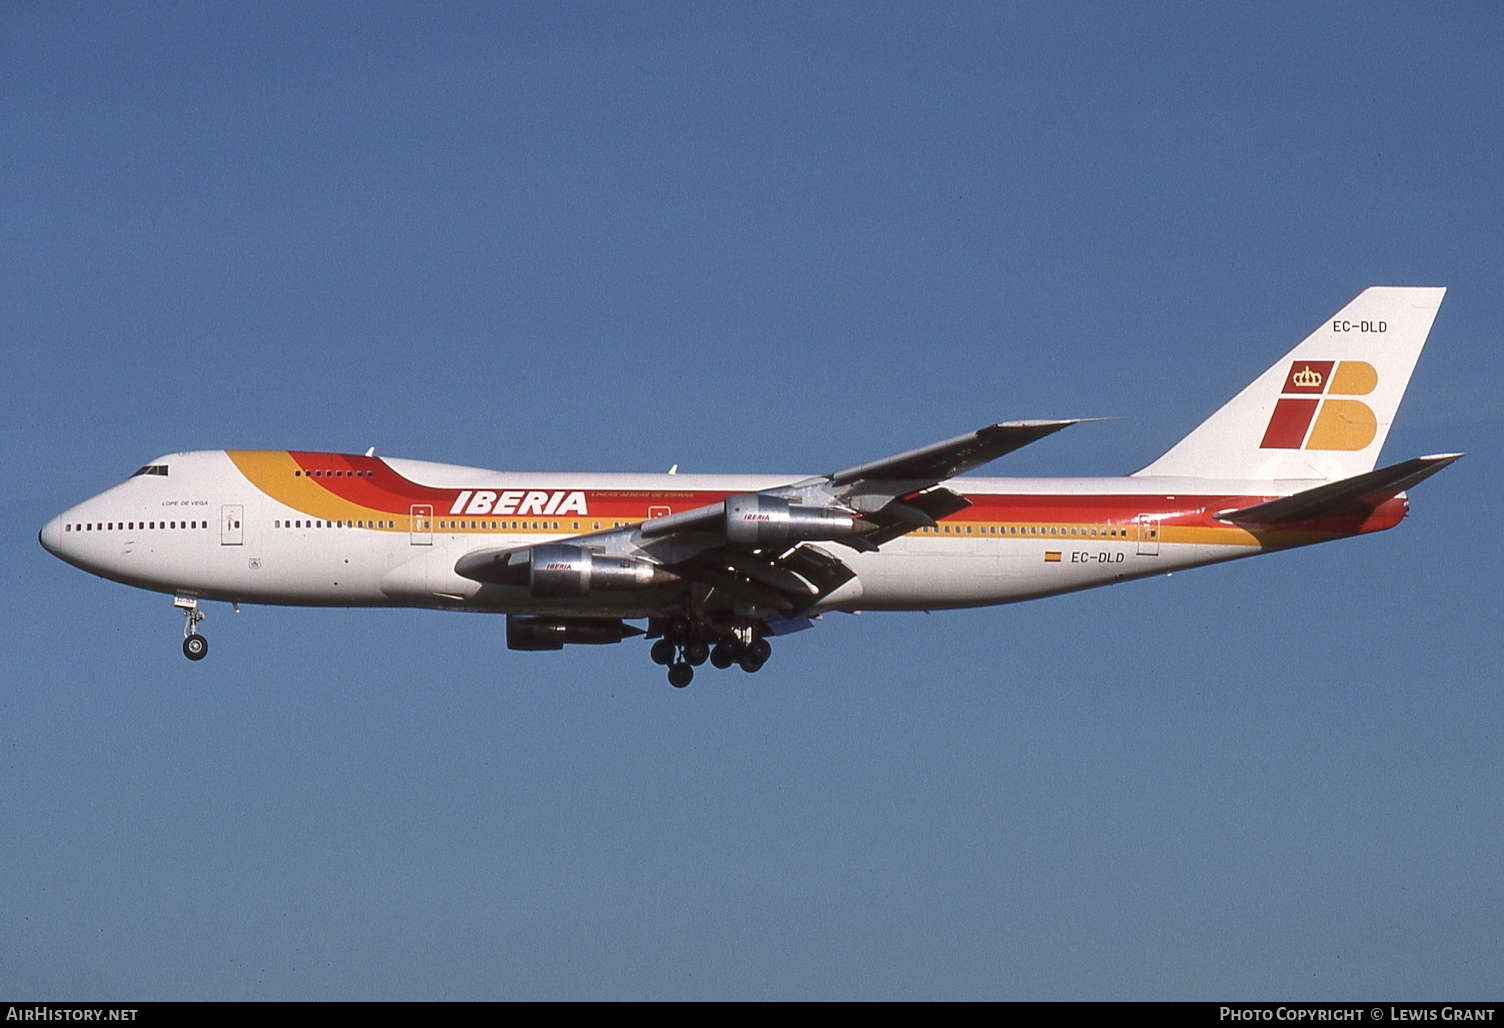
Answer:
176, 595, 207, 661
649, 617, 773, 686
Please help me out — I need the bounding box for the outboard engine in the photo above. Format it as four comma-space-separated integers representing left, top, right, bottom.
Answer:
456, 544, 679, 597
724, 494, 865, 547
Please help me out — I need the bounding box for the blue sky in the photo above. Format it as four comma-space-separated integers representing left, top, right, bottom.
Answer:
3, 2, 1500, 999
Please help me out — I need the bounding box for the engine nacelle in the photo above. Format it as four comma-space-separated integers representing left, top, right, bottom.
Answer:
455, 544, 680, 595
506, 615, 643, 651
724, 494, 862, 547
529, 544, 679, 598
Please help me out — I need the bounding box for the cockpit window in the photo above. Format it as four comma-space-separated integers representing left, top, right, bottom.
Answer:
131, 465, 169, 477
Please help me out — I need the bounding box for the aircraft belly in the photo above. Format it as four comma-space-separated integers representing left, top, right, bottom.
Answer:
853, 543, 1007, 608
850, 538, 1194, 610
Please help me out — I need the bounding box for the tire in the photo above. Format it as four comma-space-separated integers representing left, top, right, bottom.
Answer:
650, 639, 676, 665
748, 637, 772, 663
684, 641, 709, 666
183, 635, 208, 661
668, 662, 694, 688
710, 643, 735, 669
738, 653, 764, 674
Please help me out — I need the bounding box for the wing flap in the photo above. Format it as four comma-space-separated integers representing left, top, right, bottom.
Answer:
856, 486, 974, 546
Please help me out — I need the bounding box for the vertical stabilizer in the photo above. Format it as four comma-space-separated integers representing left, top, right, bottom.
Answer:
1133, 287, 1445, 481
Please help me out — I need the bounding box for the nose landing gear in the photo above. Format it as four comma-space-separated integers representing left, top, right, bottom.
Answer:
175, 595, 208, 661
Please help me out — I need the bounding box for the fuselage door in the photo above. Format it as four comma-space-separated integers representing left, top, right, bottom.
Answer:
221, 504, 244, 546
1135, 514, 1160, 556
410, 504, 433, 545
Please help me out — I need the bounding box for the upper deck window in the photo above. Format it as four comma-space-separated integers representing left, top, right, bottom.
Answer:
131, 465, 168, 477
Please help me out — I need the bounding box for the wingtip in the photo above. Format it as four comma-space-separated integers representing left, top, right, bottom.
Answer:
989, 416, 1124, 429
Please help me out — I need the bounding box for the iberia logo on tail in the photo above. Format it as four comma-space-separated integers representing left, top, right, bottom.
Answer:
1260, 361, 1378, 451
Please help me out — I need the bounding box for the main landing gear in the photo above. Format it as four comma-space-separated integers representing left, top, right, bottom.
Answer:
176, 595, 208, 661
648, 616, 772, 687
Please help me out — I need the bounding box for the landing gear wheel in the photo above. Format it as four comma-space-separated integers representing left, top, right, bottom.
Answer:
667, 662, 694, 688
667, 617, 692, 643
710, 642, 735, 669
748, 638, 772, 664
684, 641, 710, 666
183, 634, 208, 661
650, 639, 676, 665
738, 653, 764, 673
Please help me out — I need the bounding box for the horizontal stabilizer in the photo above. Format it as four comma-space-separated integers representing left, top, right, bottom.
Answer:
1217, 454, 1462, 526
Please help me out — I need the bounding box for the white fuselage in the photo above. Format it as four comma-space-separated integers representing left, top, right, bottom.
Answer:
39, 450, 1390, 617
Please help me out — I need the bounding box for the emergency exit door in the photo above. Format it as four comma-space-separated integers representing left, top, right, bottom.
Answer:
1135, 515, 1160, 556
221, 505, 243, 546
410, 504, 433, 545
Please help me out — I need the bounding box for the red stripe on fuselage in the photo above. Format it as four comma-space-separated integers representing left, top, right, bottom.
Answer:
279, 453, 1404, 537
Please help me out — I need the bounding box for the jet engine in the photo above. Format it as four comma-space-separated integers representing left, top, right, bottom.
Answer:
506, 615, 644, 650
723, 494, 867, 547
456, 543, 679, 597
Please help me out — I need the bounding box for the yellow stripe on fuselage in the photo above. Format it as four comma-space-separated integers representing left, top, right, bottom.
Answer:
227, 451, 408, 529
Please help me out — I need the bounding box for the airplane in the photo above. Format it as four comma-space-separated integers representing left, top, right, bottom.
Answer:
39, 287, 1460, 688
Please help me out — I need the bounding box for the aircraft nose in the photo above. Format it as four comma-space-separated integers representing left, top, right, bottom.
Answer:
39, 514, 63, 556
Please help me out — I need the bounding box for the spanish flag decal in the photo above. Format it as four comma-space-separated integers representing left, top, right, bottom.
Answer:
1044, 551, 1062, 562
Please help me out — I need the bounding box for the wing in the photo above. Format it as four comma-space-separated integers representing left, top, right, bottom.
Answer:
455, 418, 1085, 618
793, 418, 1088, 547
638, 418, 1087, 541
828, 419, 1083, 489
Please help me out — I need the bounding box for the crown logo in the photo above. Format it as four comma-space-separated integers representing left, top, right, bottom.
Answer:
1292, 365, 1323, 388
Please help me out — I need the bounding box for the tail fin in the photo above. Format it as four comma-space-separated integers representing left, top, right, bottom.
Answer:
1134, 287, 1446, 481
